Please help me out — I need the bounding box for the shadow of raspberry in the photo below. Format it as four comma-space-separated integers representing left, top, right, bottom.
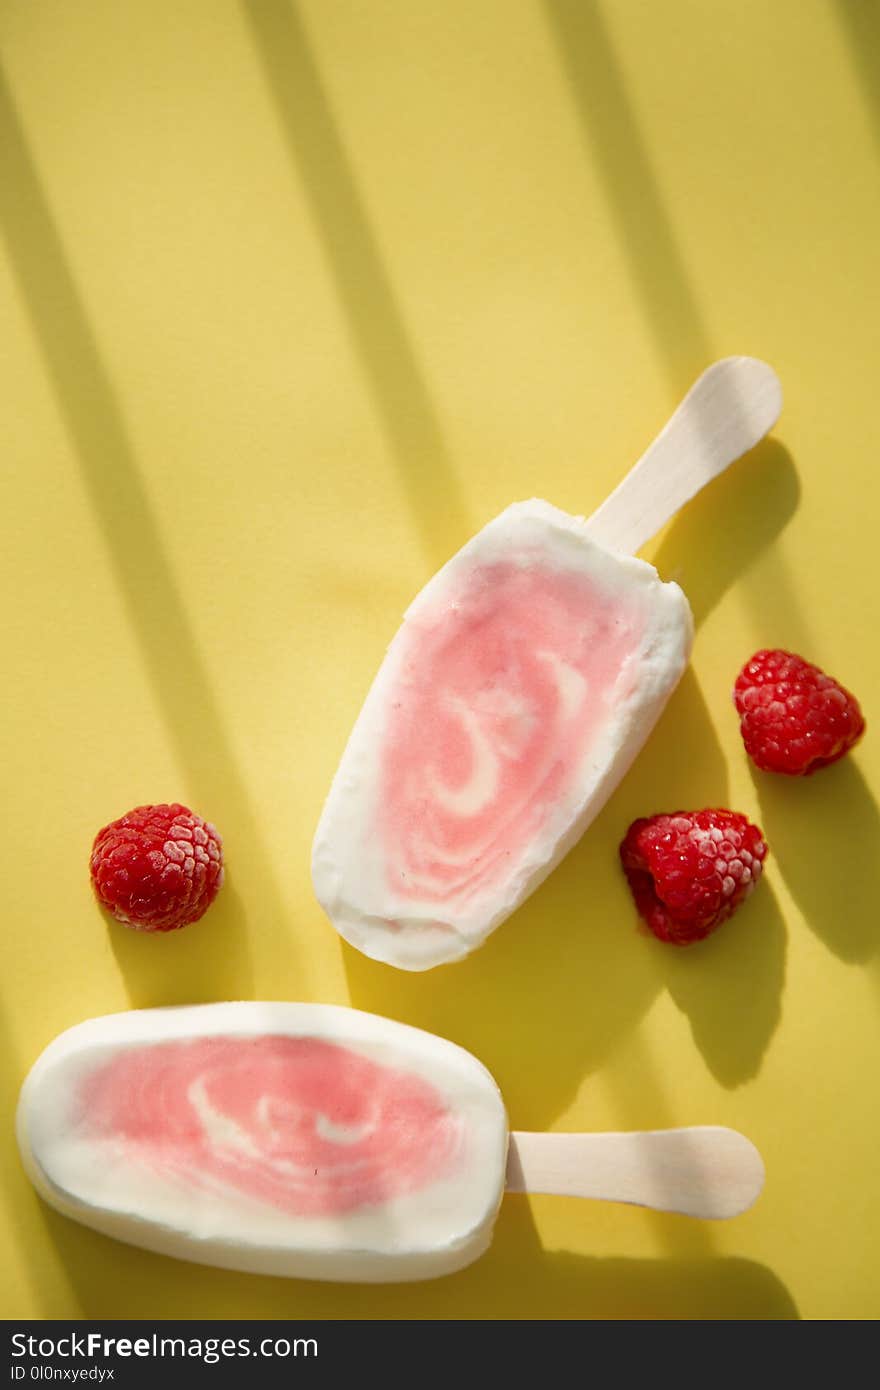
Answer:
105, 874, 255, 1008
748, 758, 879, 965
653, 877, 787, 1087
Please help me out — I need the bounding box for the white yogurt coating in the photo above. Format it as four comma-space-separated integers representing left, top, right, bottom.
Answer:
312, 500, 693, 970
17, 1003, 508, 1283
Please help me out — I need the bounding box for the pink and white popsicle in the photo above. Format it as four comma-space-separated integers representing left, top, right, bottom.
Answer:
312, 358, 782, 969
18, 1003, 764, 1283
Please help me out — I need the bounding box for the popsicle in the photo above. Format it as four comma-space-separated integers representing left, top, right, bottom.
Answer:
18, 1002, 765, 1283
313, 358, 782, 969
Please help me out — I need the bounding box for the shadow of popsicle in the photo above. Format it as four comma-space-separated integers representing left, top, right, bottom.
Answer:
650, 439, 800, 626
240, 0, 470, 572
32, 1191, 799, 1319
0, 66, 303, 1003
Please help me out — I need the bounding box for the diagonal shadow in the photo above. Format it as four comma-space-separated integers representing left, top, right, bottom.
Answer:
542, 0, 801, 650
835, 0, 880, 158
241, 0, 470, 570
543, 0, 713, 390
0, 66, 298, 1001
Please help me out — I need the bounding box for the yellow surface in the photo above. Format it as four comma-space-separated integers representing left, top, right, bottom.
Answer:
1, 0, 879, 1322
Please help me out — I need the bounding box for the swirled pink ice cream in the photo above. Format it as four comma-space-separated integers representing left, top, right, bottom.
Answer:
81, 1036, 462, 1217
17, 1003, 507, 1282
312, 500, 692, 969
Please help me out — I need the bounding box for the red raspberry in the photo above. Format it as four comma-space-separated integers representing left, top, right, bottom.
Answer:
90, 804, 224, 932
734, 648, 865, 775
620, 809, 767, 946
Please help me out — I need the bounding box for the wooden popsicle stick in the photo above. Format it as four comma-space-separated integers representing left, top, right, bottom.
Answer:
584, 356, 783, 557
506, 1126, 764, 1220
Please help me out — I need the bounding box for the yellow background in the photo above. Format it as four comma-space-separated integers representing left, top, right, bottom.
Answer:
2, 0, 879, 1322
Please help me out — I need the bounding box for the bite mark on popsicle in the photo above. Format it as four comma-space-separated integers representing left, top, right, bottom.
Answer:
79, 1036, 464, 1217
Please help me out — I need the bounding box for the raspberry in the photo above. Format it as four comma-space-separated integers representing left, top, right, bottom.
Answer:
90, 804, 224, 932
734, 648, 865, 775
620, 809, 767, 946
